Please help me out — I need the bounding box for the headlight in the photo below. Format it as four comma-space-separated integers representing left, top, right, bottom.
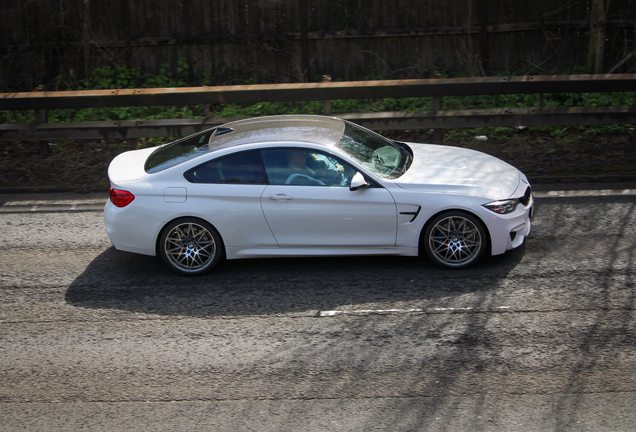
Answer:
483, 199, 519, 214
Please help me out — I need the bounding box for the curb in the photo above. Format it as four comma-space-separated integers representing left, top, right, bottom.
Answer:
529, 174, 636, 184
0, 186, 91, 194
0, 203, 105, 213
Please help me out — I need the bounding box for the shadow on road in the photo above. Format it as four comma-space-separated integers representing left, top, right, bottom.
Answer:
63, 243, 534, 430
65, 244, 526, 318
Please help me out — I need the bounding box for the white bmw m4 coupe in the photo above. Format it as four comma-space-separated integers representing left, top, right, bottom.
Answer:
105, 115, 533, 275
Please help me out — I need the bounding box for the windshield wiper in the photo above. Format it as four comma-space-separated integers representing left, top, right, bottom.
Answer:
401, 153, 412, 174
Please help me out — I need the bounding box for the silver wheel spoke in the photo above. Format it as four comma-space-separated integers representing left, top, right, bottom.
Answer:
163, 222, 217, 273
429, 216, 482, 266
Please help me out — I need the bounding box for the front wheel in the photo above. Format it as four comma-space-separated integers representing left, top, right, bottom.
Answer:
159, 218, 223, 276
424, 212, 487, 269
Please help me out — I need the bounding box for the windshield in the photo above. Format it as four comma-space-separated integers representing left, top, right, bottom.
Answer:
336, 121, 411, 179
145, 128, 216, 173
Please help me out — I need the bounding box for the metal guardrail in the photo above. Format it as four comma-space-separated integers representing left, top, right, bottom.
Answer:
1, 74, 635, 145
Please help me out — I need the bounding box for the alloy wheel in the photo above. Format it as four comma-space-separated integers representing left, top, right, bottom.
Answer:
163, 222, 218, 274
427, 214, 484, 267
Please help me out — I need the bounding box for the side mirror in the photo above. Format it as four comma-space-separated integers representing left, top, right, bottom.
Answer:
350, 172, 371, 191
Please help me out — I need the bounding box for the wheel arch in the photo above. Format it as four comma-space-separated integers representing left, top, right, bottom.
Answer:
418, 208, 492, 256
155, 215, 226, 259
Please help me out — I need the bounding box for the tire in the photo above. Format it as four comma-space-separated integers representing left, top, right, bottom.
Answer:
424, 211, 487, 269
159, 218, 223, 276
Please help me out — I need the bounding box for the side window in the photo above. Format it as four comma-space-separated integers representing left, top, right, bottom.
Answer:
261, 149, 356, 187
186, 151, 267, 184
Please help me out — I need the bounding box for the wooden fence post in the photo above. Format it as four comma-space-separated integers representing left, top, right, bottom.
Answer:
300, 0, 309, 82
323, 75, 332, 115
81, 0, 92, 78
588, 0, 606, 74
121, 0, 132, 67
480, 0, 489, 71
35, 109, 49, 157
432, 96, 443, 144
633, 91, 636, 143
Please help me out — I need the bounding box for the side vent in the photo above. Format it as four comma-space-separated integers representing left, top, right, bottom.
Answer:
399, 205, 421, 223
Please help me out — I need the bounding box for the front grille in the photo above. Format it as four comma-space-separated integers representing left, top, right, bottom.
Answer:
518, 186, 532, 206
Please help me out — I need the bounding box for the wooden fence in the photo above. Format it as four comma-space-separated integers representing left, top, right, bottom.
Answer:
1, 0, 636, 92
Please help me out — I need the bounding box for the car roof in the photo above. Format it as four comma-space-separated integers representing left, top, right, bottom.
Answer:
209, 115, 346, 151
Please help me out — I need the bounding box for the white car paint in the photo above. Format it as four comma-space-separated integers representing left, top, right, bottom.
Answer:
396, 143, 521, 200
107, 147, 155, 182
104, 115, 533, 274
260, 185, 397, 247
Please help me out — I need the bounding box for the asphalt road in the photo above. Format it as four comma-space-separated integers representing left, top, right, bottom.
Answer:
1, 185, 636, 431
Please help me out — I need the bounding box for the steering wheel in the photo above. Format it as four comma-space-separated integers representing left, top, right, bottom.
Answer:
285, 173, 325, 185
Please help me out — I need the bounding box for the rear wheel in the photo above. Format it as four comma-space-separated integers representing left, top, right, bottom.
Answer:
159, 218, 222, 276
424, 211, 487, 269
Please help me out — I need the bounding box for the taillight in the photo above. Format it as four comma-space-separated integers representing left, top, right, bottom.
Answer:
109, 188, 135, 207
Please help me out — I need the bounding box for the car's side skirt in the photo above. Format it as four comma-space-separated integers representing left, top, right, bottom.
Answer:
226, 246, 419, 260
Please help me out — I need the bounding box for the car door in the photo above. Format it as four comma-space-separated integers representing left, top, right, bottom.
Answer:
260, 149, 397, 247
185, 150, 277, 248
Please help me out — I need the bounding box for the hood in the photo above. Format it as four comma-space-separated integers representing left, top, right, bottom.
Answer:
395, 143, 521, 200
108, 147, 157, 183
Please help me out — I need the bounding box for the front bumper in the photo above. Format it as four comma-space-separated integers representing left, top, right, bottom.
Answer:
479, 193, 534, 256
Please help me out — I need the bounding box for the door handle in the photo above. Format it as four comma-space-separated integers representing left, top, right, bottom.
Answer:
269, 194, 293, 201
